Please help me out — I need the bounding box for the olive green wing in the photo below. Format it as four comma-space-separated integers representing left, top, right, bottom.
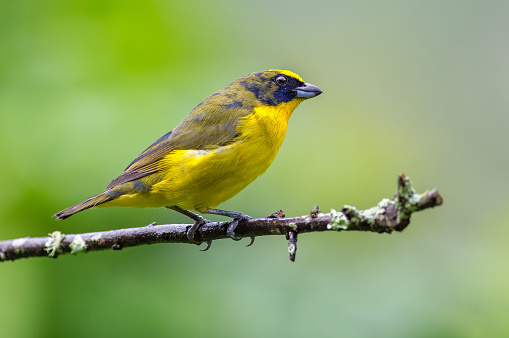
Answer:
105, 102, 254, 190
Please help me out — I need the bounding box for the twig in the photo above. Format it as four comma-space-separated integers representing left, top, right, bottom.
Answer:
0, 174, 442, 262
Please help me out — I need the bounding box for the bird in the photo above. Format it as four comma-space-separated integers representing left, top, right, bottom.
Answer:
53, 69, 322, 248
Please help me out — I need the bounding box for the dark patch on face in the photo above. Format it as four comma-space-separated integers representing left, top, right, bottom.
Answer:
240, 72, 305, 106
271, 75, 303, 105
259, 96, 278, 106
239, 80, 261, 98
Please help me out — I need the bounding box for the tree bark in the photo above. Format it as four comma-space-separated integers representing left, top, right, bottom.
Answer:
0, 174, 442, 262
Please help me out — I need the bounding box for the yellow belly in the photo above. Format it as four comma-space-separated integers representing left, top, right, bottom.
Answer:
101, 100, 302, 212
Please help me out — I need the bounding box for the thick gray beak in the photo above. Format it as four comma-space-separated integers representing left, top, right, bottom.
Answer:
295, 82, 323, 98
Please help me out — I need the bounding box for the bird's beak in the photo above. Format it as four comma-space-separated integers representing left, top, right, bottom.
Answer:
295, 83, 323, 98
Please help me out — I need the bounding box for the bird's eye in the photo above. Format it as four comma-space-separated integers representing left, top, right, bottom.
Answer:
275, 75, 287, 86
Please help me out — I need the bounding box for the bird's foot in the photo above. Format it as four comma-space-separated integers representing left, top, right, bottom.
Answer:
167, 206, 211, 247
206, 209, 252, 242
186, 217, 208, 245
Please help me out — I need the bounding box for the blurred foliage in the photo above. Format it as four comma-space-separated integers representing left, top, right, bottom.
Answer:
1, 1, 509, 337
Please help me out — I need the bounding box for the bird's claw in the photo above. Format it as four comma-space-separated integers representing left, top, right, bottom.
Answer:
200, 240, 213, 251
245, 237, 255, 247
226, 216, 252, 241
188, 221, 215, 251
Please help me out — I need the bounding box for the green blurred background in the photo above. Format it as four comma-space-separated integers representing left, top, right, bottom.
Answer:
1, 1, 508, 337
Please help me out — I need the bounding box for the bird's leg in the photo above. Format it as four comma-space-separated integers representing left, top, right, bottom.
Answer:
167, 206, 212, 249
205, 209, 252, 242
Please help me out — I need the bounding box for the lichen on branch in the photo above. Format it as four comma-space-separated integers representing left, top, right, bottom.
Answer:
0, 174, 442, 263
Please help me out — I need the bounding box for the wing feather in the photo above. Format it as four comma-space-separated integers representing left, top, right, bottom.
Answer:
105, 94, 255, 191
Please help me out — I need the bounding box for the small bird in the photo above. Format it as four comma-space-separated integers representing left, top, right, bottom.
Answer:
54, 69, 322, 247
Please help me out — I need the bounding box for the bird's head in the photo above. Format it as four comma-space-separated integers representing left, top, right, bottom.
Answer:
231, 69, 322, 107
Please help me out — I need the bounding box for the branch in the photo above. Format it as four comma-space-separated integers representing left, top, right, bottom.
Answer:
0, 174, 442, 263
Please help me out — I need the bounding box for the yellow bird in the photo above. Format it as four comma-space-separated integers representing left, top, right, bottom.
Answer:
54, 70, 322, 246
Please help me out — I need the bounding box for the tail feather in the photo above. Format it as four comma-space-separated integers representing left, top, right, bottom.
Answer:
53, 192, 114, 220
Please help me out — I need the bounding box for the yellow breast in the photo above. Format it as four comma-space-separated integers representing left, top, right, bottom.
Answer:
150, 99, 303, 212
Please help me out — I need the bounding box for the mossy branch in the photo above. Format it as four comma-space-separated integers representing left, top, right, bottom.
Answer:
0, 174, 442, 263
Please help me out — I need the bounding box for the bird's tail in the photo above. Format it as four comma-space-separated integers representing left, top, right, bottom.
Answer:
53, 191, 114, 220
